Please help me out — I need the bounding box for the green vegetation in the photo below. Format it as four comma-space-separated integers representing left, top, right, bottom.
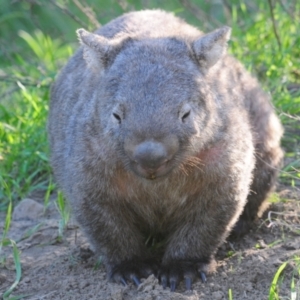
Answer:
268, 257, 300, 300
0, 0, 299, 298
269, 261, 288, 300
55, 191, 71, 239
228, 288, 233, 300
2, 241, 22, 300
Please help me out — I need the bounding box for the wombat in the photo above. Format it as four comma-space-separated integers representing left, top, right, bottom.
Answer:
48, 10, 283, 291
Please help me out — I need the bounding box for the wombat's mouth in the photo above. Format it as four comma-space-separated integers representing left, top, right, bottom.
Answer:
131, 160, 173, 180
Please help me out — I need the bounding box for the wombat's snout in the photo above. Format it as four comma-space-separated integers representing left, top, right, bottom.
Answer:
134, 141, 167, 167
129, 140, 177, 179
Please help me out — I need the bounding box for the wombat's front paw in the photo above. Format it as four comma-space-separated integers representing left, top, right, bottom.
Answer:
159, 260, 207, 292
110, 258, 158, 286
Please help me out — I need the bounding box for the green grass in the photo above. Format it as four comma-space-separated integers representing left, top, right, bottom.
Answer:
2, 240, 22, 300
269, 261, 288, 300
0, 180, 13, 251
268, 257, 300, 300
0, 0, 299, 298
0, 30, 72, 209
55, 191, 71, 239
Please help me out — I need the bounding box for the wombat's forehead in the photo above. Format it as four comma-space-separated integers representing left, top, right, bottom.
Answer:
109, 38, 197, 78
114, 71, 197, 108
106, 55, 199, 105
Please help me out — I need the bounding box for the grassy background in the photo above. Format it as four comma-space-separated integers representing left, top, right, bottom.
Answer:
0, 0, 299, 208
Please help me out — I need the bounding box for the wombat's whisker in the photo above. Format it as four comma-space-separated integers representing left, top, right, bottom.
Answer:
180, 165, 190, 176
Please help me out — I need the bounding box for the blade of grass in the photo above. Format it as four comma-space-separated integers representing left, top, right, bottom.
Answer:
0, 179, 13, 252
228, 288, 233, 300
3, 240, 22, 299
291, 276, 297, 300
269, 261, 288, 300
55, 191, 70, 238
17, 223, 43, 243
44, 177, 55, 210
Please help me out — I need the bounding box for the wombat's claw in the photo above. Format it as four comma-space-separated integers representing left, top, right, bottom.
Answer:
185, 277, 193, 290
131, 275, 141, 286
113, 271, 141, 287
170, 279, 178, 292
159, 260, 208, 291
111, 258, 158, 287
120, 277, 127, 286
161, 276, 168, 289
200, 271, 207, 283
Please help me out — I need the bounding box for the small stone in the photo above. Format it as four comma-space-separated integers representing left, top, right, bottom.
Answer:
12, 198, 44, 221
257, 255, 265, 262
257, 239, 267, 248
22, 276, 30, 283
273, 259, 284, 267
221, 271, 227, 277
283, 241, 298, 250
137, 274, 157, 292
108, 283, 124, 300
245, 282, 253, 291
212, 291, 224, 299
137, 296, 153, 300
0, 273, 7, 284
79, 280, 90, 289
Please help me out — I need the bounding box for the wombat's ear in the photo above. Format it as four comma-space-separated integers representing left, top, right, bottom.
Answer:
77, 28, 113, 71
193, 26, 231, 70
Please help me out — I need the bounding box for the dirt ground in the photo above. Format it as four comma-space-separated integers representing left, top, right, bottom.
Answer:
1, 186, 300, 300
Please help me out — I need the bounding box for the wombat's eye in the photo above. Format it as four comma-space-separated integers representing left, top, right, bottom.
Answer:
179, 103, 192, 123
181, 110, 191, 123
113, 113, 122, 124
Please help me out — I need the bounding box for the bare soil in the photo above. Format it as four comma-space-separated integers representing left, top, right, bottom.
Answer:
1, 186, 300, 300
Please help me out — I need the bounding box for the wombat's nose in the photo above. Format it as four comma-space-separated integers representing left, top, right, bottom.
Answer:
133, 141, 168, 171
